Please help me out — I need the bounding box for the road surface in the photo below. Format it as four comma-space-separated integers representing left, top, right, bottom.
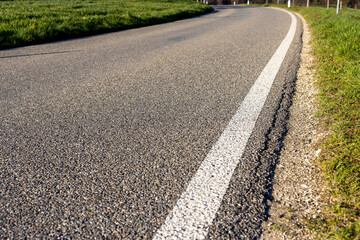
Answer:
0, 6, 302, 239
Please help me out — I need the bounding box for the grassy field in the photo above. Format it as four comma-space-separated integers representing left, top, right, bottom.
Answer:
271, 5, 359, 239
0, 0, 212, 49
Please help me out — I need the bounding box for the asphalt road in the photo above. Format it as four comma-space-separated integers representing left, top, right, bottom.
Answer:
0, 6, 302, 239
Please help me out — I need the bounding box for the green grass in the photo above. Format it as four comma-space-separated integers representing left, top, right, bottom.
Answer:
295, 7, 360, 240
0, 0, 212, 49
274, 5, 360, 239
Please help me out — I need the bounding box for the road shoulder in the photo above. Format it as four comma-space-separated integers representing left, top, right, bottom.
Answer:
261, 12, 329, 240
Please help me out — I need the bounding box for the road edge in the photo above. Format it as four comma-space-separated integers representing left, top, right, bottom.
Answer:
260, 12, 329, 240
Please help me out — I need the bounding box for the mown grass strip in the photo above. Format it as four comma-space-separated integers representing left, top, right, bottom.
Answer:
266, 5, 359, 239
298, 7, 360, 239
0, 0, 212, 49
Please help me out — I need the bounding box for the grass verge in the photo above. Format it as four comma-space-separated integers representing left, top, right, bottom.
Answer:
295, 7, 359, 240
264, 5, 359, 239
0, 0, 212, 49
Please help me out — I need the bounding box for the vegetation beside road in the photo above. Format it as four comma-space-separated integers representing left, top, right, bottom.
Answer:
269, 5, 359, 239
0, 0, 212, 49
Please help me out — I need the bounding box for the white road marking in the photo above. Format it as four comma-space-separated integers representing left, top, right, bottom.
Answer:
154, 9, 297, 240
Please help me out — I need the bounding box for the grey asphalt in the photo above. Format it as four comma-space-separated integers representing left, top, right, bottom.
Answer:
0, 6, 302, 239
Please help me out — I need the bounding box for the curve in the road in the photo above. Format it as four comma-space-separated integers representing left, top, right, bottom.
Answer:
154, 8, 297, 240
0, 6, 302, 239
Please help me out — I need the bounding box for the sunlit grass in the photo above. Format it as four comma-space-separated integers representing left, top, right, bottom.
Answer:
0, 0, 212, 49
299, 7, 360, 240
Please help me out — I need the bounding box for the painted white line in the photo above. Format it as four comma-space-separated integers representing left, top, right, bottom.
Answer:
154, 9, 297, 240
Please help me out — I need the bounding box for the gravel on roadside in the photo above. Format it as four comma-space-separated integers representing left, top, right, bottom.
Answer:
260, 12, 330, 240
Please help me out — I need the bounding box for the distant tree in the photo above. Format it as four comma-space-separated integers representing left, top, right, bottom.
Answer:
349, 0, 359, 8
